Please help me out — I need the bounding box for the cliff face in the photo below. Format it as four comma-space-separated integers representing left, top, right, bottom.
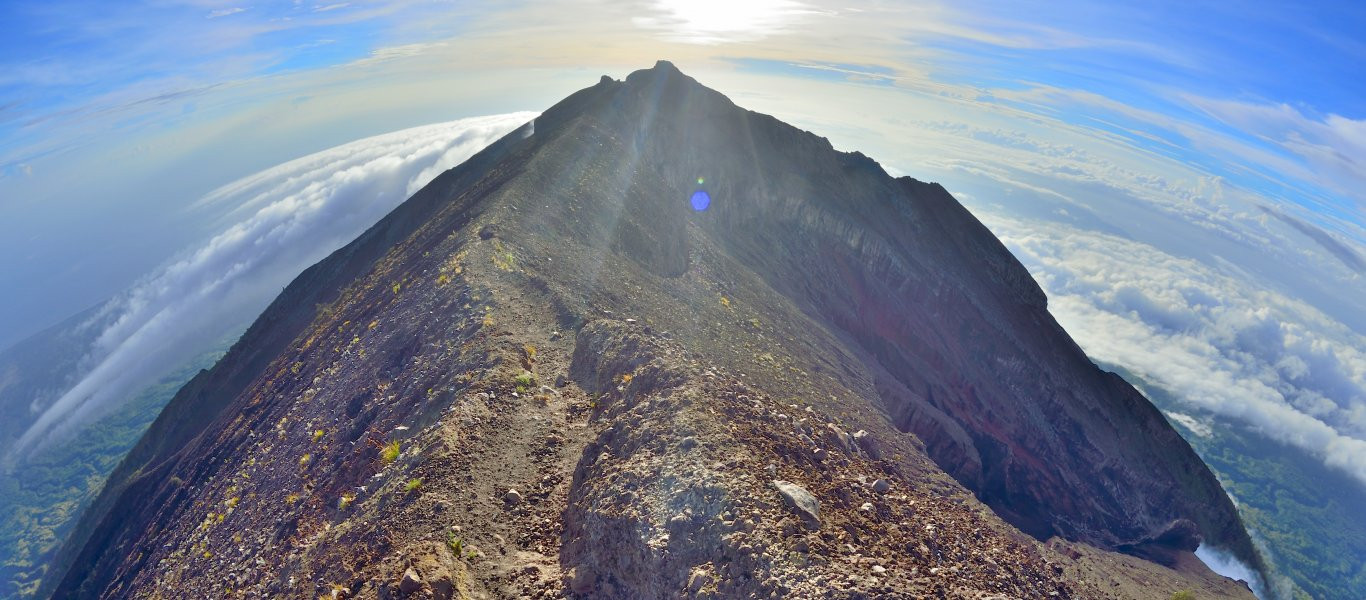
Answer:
50, 62, 1257, 599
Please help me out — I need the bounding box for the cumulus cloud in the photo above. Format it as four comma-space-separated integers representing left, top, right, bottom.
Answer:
1197, 544, 1268, 599
17, 112, 534, 450
983, 215, 1366, 487
1165, 411, 1212, 439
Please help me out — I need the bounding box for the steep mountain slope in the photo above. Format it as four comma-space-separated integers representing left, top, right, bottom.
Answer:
50, 62, 1259, 599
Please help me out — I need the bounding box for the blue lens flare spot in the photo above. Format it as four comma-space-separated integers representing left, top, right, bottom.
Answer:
690, 189, 711, 211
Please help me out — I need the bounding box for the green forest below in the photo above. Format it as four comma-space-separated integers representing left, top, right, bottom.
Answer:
1113, 364, 1366, 600
0, 350, 223, 598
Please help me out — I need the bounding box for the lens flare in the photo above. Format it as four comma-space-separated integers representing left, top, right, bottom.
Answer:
690, 189, 711, 211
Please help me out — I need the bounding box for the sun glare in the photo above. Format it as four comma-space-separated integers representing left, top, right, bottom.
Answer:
635, 0, 817, 44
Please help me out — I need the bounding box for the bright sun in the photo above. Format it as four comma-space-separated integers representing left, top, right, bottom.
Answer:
637, 0, 816, 44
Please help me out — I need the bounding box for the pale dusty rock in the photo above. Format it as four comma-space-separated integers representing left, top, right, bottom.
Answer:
399, 568, 423, 595
772, 480, 821, 530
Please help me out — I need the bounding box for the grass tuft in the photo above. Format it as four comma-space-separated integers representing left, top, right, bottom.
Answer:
380, 440, 401, 465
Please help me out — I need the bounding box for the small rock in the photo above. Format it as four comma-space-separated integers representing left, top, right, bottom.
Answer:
772, 480, 821, 530
567, 567, 595, 594
852, 430, 883, 459
550, 330, 563, 341
871, 479, 890, 494
826, 423, 855, 453
680, 436, 698, 450
687, 569, 712, 592
478, 224, 498, 239
812, 447, 828, 461
504, 489, 523, 505
554, 374, 568, 387
766, 463, 778, 476
859, 502, 874, 513
399, 568, 423, 595
625, 318, 637, 324
871, 565, 886, 575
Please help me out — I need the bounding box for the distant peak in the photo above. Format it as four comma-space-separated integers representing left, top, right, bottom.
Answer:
652, 59, 679, 72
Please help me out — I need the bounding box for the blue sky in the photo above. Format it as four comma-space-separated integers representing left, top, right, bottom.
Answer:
2, 2, 1365, 596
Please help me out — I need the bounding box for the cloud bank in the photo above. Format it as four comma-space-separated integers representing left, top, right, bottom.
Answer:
17, 112, 534, 450
984, 215, 1366, 487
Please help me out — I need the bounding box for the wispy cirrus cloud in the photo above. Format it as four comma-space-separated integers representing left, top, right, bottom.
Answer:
206, 7, 246, 19
1187, 97, 1366, 208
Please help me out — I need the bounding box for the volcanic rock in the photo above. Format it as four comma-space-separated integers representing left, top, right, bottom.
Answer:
46, 61, 1259, 600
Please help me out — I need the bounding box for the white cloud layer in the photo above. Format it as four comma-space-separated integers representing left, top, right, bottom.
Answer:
1198, 544, 1269, 599
17, 112, 534, 450
984, 214, 1366, 487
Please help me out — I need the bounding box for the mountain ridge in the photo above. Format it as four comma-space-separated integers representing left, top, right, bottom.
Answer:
48, 60, 1261, 599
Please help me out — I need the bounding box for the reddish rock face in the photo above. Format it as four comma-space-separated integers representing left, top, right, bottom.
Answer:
46, 61, 1260, 598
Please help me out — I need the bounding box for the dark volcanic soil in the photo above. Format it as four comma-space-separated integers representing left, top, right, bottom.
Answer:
48, 62, 1258, 600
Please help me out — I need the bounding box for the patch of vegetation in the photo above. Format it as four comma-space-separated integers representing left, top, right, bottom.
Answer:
380, 440, 401, 465
337, 493, 355, 510
490, 240, 517, 271
0, 347, 225, 598
1170, 591, 1195, 600
404, 478, 422, 493
1109, 363, 1366, 600
446, 531, 477, 561
514, 371, 536, 394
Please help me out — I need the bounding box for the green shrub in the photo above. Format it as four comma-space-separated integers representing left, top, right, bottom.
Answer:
380, 440, 401, 465
514, 370, 536, 393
